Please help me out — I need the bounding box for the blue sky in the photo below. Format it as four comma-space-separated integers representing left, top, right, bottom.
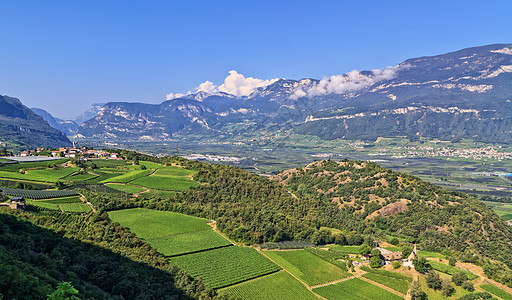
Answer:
1, 0, 511, 118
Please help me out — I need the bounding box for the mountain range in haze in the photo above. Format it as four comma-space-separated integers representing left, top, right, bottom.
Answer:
3, 43, 512, 149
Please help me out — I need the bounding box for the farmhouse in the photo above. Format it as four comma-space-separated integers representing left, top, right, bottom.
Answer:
9, 197, 26, 210
376, 247, 402, 263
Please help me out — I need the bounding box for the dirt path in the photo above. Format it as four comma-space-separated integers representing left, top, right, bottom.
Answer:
78, 192, 96, 213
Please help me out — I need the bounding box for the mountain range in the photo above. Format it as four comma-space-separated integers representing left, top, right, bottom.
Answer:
72, 43, 512, 144
3, 43, 512, 148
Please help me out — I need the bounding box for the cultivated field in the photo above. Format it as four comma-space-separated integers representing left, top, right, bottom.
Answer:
101, 169, 152, 183
169, 246, 280, 289
105, 183, 147, 194
147, 229, 232, 257
154, 166, 196, 177
130, 175, 199, 191
360, 266, 411, 294
480, 283, 512, 300
263, 249, 350, 286
313, 278, 402, 300
428, 260, 478, 280
108, 208, 210, 239
220, 270, 317, 300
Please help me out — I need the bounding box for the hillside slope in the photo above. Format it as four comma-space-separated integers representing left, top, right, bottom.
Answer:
0, 95, 72, 149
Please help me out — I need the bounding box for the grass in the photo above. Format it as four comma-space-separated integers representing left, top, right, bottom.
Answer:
139, 161, 162, 169
105, 183, 147, 194
107, 208, 210, 239
480, 283, 512, 300
100, 169, 152, 183
263, 249, 351, 286
154, 166, 196, 177
428, 260, 478, 280
360, 266, 412, 294
130, 175, 200, 191
327, 245, 361, 254
41, 196, 82, 204
58, 203, 92, 213
418, 250, 445, 259
169, 246, 280, 289
220, 271, 317, 300
147, 229, 232, 256
313, 278, 402, 300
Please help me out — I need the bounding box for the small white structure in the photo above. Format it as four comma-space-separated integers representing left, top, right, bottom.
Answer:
403, 244, 418, 268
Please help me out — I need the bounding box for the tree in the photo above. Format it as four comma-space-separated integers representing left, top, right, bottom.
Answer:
441, 279, 455, 297
370, 249, 382, 268
413, 257, 431, 273
426, 270, 442, 290
449, 257, 457, 266
452, 271, 468, 286
392, 261, 401, 269
334, 234, 347, 245
390, 237, 399, 245
462, 280, 474, 292
402, 244, 413, 258
409, 281, 427, 300
47, 282, 80, 300
359, 243, 371, 255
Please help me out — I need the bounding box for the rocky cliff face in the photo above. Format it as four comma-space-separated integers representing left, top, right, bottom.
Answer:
0, 95, 72, 148
77, 44, 512, 143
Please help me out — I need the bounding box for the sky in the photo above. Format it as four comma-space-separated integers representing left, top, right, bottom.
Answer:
0, 0, 511, 119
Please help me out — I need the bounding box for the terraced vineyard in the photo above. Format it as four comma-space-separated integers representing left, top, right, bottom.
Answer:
58, 203, 92, 213
313, 278, 402, 300
147, 229, 232, 257
480, 283, 512, 300
130, 175, 200, 191
360, 266, 412, 294
1, 188, 78, 199
169, 246, 280, 289
108, 208, 210, 239
101, 169, 153, 183
263, 249, 351, 286
220, 271, 317, 300
428, 260, 478, 280
105, 183, 147, 194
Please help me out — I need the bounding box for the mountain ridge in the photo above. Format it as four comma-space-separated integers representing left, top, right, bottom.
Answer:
75, 43, 512, 143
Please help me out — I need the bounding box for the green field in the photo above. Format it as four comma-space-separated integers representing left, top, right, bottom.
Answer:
169, 246, 280, 289
41, 196, 82, 204
480, 283, 512, 300
107, 208, 210, 239
147, 229, 232, 256
26, 199, 59, 210
327, 245, 361, 254
154, 166, 196, 177
100, 169, 152, 183
492, 204, 512, 221
428, 260, 478, 280
0, 167, 79, 183
360, 266, 412, 294
418, 250, 445, 259
105, 183, 147, 194
66, 172, 99, 181
130, 175, 200, 191
313, 278, 402, 300
58, 203, 92, 213
263, 250, 351, 286
220, 271, 317, 300
0, 159, 68, 172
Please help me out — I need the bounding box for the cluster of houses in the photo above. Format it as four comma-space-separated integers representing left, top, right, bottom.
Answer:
0, 195, 27, 210
19, 147, 120, 160
352, 244, 418, 268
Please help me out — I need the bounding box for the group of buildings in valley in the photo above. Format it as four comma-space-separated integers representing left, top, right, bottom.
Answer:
17, 147, 120, 160
352, 244, 418, 268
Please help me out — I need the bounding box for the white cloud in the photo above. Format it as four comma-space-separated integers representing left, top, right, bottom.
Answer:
290, 64, 407, 100
196, 81, 217, 94
166, 92, 185, 100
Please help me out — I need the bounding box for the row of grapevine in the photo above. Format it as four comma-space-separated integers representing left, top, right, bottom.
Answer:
1, 188, 78, 199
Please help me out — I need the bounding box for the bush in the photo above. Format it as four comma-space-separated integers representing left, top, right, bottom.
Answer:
392, 261, 401, 269
413, 257, 431, 273
442, 279, 455, 297
462, 281, 474, 292
390, 237, 399, 245
426, 270, 442, 290
453, 271, 468, 286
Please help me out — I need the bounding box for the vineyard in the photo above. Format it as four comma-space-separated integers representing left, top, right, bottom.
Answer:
263, 249, 350, 286
154, 166, 196, 177
480, 283, 512, 300
100, 169, 153, 183
147, 229, 232, 257
360, 266, 412, 294
2, 188, 78, 199
130, 175, 200, 191
107, 208, 210, 239
428, 260, 478, 280
105, 183, 147, 194
220, 271, 317, 300
313, 278, 402, 300
169, 246, 280, 289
